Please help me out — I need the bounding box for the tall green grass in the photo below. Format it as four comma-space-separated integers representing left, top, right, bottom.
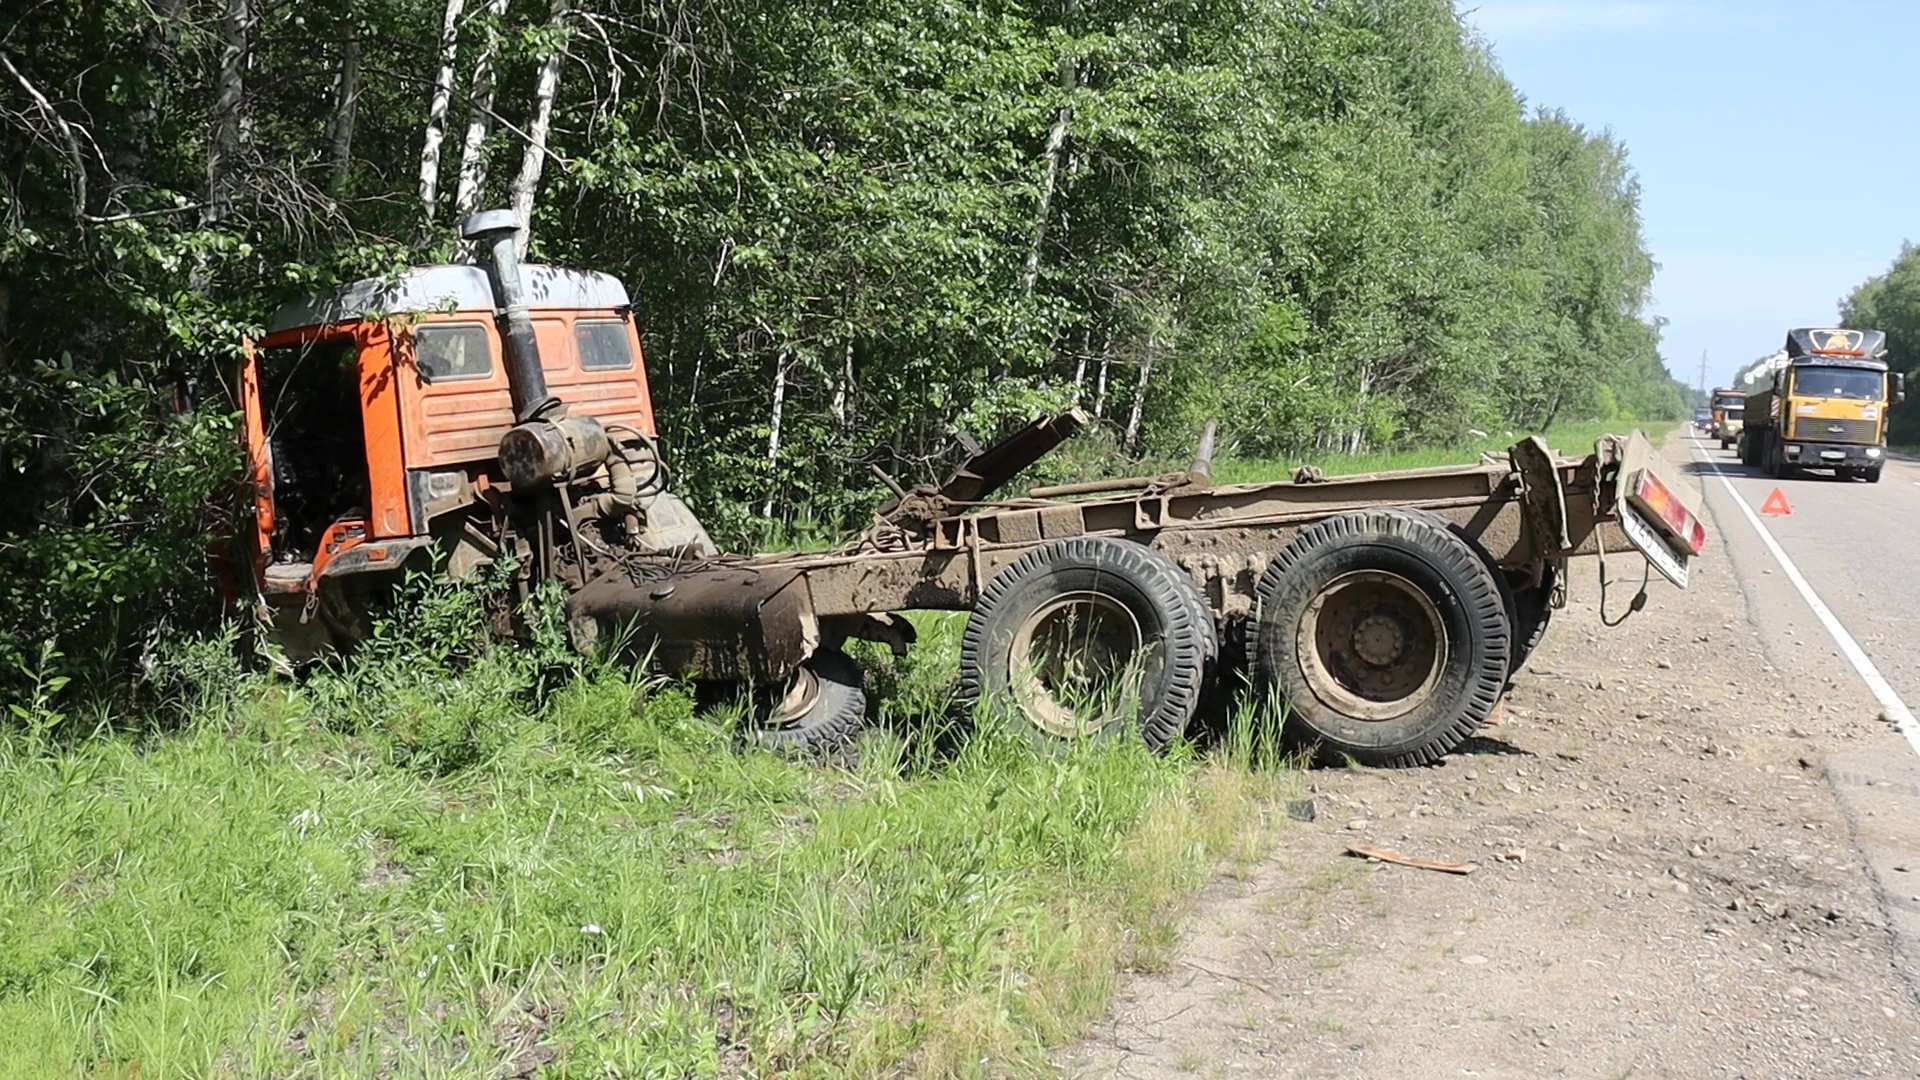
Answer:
1209, 419, 1677, 485
0, 588, 1281, 1078
4, 415, 1666, 1076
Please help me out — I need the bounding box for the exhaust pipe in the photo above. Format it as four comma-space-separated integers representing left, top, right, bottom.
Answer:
462, 210, 557, 423
1187, 419, 1217, 488
461, 209, 606, 491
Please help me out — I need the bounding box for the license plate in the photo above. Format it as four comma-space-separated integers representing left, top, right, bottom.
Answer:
1821, 450, 1845, 461
1619, 503, 1689, 588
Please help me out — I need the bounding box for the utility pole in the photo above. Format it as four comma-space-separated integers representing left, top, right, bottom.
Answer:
1697, 350, 1709, 395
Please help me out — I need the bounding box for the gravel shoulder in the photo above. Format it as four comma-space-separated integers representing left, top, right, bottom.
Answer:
1061, 436, 1920, 1078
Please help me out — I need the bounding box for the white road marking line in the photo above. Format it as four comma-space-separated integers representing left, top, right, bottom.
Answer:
1687, 437, 1920, 755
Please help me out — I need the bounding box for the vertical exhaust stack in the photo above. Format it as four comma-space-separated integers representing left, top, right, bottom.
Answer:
462, 209, 608, 492
462, 210, 558, 423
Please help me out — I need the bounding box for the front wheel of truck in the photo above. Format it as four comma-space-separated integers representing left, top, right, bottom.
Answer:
1865, 463, 1884, 484
749, 649, 867, 756
1252, 509, 1510, 768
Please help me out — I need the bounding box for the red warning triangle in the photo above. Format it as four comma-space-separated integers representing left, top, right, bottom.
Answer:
1760, 488, 1793, 516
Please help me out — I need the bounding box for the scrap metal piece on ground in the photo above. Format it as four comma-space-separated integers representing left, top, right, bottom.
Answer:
1346, 845, 1476, 875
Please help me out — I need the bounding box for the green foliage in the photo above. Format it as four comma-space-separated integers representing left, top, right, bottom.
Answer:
0, 606, 1276, 1077
0, 0, 1684, 702
1842, 243, 1920, 445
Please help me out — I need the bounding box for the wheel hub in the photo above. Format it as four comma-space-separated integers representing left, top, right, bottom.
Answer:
1007, 591, 1148, 738
1351, 613, 1406, 667
764, 666, 822, 729
1295, 570, 1448, 721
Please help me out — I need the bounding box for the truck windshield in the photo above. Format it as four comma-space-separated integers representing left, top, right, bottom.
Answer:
1793, 366, 1884, 400
1712, 395, 1742, 409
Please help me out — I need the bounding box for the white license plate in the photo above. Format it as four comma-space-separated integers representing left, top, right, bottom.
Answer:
1820, 450, 1846, 461
1619, 504, 1690, 588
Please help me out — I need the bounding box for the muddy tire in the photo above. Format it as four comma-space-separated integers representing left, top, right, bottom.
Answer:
1396, 509, 1548, 682
958, 537, 1215, 750
1252, 509, 1510, 768
750, 649, 867, 755
1508, 562, 1557, 677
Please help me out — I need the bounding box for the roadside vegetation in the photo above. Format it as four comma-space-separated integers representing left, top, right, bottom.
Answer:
2, 586, 1281, 1077
1212, 419, 1675, 484
1843, 243, 1920, 444
1, 1, 1687, 1072
2, 0, 1689, 702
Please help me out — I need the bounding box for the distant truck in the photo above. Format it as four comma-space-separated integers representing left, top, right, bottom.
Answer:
1709, 388, 1745, 449
1738, 328, 1905, 482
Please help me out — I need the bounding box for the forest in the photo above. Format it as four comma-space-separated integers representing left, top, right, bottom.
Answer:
1, 0, 1687, 695
1844, 243, 1920, 445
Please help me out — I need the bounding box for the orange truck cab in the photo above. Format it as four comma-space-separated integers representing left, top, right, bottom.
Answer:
237, 239, 711, 656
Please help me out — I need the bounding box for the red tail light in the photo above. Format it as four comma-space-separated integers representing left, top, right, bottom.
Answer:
1629, 470, 1707, 555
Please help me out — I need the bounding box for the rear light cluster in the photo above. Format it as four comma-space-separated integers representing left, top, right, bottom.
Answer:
1629, 470, 1707, 555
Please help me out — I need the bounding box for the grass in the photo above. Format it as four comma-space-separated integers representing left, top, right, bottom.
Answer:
0, 590, 1282, 1079
1209, 419, 1678, 485
1, 419, 1681, 1076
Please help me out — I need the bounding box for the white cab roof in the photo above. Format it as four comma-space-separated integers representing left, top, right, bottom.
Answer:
266, 264, 630, 335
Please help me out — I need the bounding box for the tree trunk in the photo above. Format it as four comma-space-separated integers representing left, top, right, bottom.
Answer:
418, 0, 466, 222
831, 341, 853, 425
509, 0, 573, 256
206, 0, 254, 224
1093, 351, 1111, 418
1021, 0, 1080, 293
1124, 355, 1153, 455
453, 0, 511, 221
116, 0, 184, 193
325, 8, 362, 196
763, 352, 789, 518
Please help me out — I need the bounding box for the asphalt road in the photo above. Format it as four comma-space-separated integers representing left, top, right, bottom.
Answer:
1684, 430, 1920, 994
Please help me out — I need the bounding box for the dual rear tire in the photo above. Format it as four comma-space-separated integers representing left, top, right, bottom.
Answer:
956, 515, 1534, 768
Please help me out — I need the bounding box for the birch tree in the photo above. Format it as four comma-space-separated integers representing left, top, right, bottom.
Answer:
206, 0, 255, 224
418, 0, 466, 221
508, 0, 574, 255
1022, 0, 1080, 293
453, 0, 512, 220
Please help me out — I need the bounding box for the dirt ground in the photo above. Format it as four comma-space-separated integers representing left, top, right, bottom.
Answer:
1060, 440, 1920, 1078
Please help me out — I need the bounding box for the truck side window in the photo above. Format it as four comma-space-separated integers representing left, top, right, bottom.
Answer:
576, 319, 634, 371
415, 323, 493, 382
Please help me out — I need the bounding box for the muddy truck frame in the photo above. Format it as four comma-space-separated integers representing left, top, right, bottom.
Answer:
231, 211, 1709, 768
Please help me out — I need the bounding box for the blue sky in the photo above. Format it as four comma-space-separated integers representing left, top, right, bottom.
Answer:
1461, 1, 1920, 389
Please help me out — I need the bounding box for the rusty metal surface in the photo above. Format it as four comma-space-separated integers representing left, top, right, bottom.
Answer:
567, 563, 816, 681
571, 421, 1652, 680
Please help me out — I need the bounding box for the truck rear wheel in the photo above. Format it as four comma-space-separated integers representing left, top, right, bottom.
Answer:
750, 649, 867, 755
958, 537, 1215, 750
1508, 562, 1557, 678
1252, 509, 1510, 768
